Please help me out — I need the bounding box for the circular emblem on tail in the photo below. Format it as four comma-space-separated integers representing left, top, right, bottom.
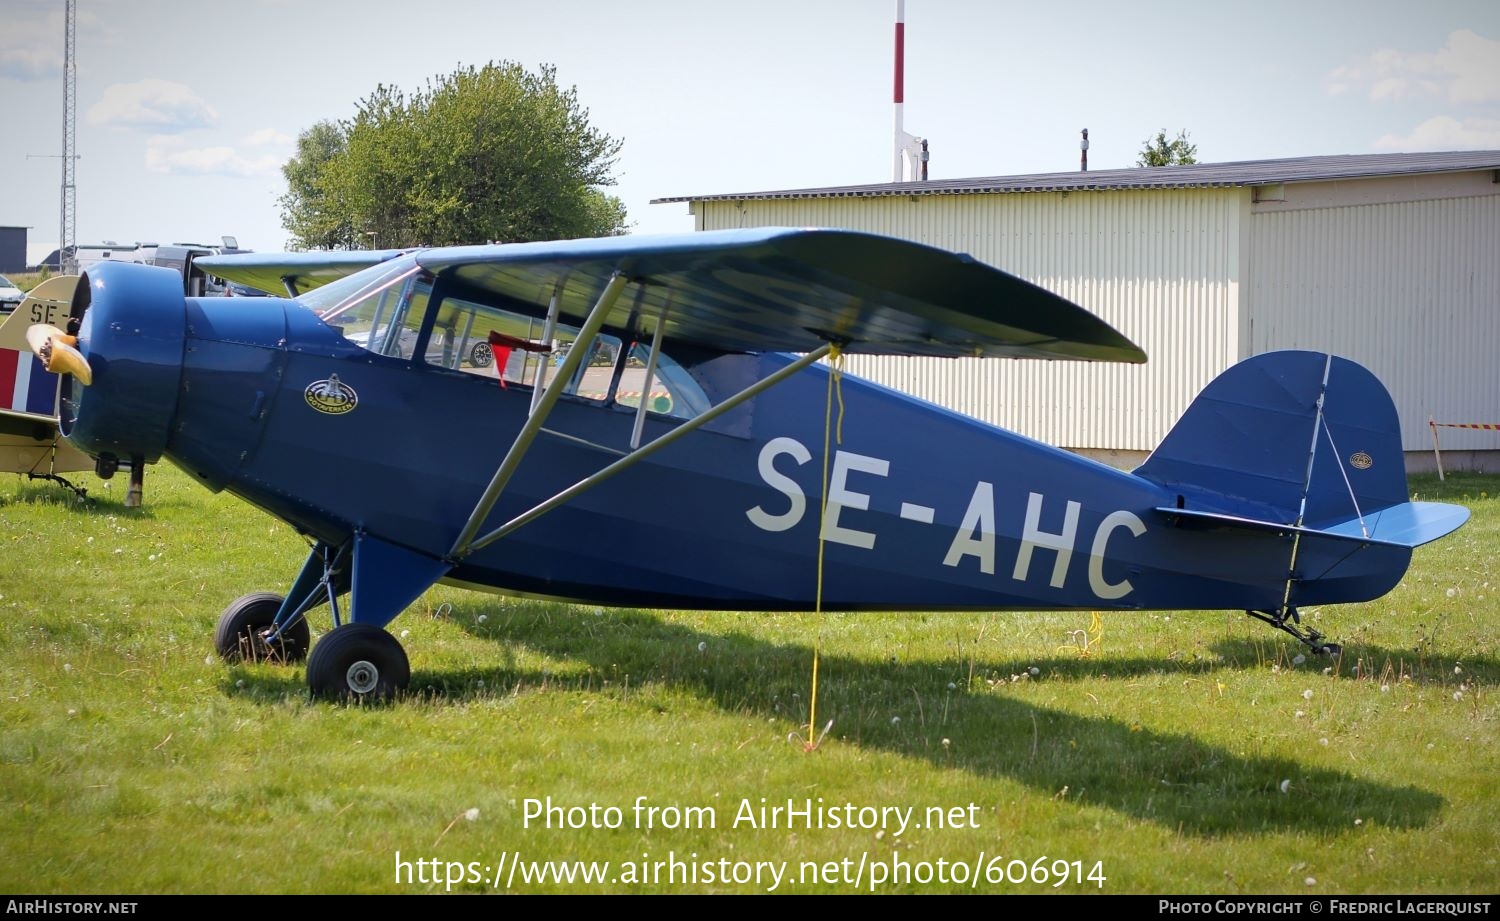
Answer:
1350, 451, 1373, 470
305, 374, 358, 415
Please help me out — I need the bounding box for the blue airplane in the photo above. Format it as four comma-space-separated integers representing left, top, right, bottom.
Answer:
26, 227, 1469, 701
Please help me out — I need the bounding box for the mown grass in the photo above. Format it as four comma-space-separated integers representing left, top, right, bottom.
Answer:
0, 465, 1494, 894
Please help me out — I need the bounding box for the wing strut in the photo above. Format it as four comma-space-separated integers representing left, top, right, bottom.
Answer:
462, 343, 833, 557
629, 298, 671, 450
527, 277, 565, 417
449, 272, 630, 558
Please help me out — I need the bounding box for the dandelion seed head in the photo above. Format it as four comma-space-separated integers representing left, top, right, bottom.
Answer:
477, 614, 488, 624
1279, 779, 1292, 793
400, 630, 410, 639
1029, 667, 1040, 677
464, 808, 480, 822
1292, 654, 1306, 666
1380, 684, 1390, 693
697, 641, 707, 653
1302, 689, 1314, 699
1295, 710, 1306, 718
1305, 877, 1317, 887
62, 663, 72, 673
890, 716, 900, 725
946, 682, 957, 690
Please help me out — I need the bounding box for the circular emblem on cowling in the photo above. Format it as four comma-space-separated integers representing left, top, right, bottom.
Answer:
1350, 451, 1373, 470
305, 374, 358, 415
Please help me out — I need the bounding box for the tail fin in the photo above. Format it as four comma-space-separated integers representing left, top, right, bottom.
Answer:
1135, 350, 1467, 547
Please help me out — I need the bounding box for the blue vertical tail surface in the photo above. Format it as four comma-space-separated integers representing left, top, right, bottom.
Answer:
1134, 351, 1468, 548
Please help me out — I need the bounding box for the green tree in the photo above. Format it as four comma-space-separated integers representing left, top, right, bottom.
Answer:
279, 120, 355, 250
280, 62, 627, 250
1136, 129, 1198, 167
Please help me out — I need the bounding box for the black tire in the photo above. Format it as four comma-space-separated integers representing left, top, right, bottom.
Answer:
214, 592, 310, 663
470, 341, 494, 368
307, 623, 410, 703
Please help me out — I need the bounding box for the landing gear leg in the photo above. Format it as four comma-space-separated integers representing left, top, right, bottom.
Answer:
1247, 607, 1342, 657
294, 532, 448, 703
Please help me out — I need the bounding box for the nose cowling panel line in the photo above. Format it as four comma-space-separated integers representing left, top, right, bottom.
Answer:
64, 263, 189, 464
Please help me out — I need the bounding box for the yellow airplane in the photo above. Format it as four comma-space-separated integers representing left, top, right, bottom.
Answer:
0, 275, 95, 498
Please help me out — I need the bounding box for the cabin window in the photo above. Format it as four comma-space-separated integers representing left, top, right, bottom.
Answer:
428, 297, 708, 420
329, 275, 430, 360
308, 257, 710, 420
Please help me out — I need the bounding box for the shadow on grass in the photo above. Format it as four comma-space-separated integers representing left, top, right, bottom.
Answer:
1208, 637, 1496, 687
366, 602, 1441, 838
0, 477, 162, 517
218, 604, 1455, 835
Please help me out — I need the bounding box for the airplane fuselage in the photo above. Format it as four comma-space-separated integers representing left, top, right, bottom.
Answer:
66, 283, 1409, 621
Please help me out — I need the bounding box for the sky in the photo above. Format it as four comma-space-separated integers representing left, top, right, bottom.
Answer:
2, 0, 1498, 265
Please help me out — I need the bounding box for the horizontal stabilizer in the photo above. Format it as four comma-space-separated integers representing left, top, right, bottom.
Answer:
1155, 500, 1469, 549
1316, 501, 1470, 547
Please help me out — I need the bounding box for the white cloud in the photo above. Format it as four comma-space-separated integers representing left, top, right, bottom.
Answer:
146, 136, 283, 178
243, 128, 295, 147
87, 79, 219, 132
0, 9, 64, 80
1373, 115, 1500, 151
1326, 30, 1500, 105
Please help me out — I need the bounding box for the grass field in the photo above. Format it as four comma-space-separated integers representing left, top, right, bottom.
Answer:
0, 464, 1494, 894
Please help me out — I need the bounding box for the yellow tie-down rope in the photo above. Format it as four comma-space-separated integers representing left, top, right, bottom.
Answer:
799, 345, 844, 753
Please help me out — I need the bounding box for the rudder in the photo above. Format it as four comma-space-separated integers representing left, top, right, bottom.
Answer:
1135, 351, 1410, 532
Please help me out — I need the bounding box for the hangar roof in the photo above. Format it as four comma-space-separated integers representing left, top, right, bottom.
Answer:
653, 150, 1500, 204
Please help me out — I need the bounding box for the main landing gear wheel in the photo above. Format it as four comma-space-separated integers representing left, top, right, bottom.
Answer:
214, 592, 310, 663
307, 623, 410, 703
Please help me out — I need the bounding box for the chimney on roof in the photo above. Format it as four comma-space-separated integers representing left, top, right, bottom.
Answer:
1081, 128, 1089, 172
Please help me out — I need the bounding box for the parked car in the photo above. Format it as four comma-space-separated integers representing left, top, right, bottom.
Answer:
0, 275, 23, 314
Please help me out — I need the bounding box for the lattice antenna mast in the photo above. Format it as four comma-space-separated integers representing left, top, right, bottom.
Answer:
60, 0, 77, 273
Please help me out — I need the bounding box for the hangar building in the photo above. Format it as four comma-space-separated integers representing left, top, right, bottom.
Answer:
655, 150, 1500, 471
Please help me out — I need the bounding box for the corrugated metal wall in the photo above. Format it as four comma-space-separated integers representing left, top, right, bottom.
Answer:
1248, 194, 1500, 450
698, 189, 1243, 450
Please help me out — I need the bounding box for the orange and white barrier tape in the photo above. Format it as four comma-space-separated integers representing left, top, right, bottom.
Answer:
1429, 418, 1499, 480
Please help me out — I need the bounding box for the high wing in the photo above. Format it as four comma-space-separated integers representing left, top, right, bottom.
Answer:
203, 228, 1144, 362
200, 249, 410, 297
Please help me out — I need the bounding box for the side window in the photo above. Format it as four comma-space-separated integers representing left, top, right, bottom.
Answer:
615, 343, 710, 420
411, 293, 712, 420
332, 276, 428, 359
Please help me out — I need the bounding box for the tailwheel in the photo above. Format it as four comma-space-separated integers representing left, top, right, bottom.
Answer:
214, 592, 310, 663
307, 623, 410, 703
1246, 607, 1341, 659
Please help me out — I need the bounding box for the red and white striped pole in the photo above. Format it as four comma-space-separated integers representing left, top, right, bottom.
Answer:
893, 0, 906, 181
